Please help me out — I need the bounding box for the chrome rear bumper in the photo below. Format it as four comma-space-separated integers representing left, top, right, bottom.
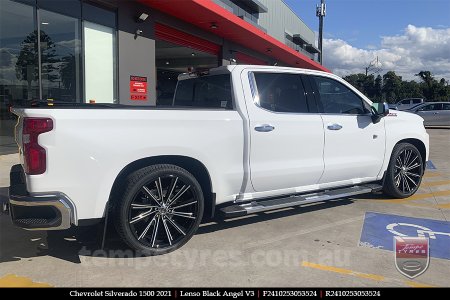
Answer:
8, 164, 77, 230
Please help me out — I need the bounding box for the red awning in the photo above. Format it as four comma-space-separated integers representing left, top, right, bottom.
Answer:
155, 23, 221, 55
140, 0, 330, 72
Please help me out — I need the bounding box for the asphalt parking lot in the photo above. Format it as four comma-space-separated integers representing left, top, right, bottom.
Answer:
0, 129, 449, 287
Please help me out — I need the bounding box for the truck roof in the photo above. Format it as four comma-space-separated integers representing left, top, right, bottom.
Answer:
177, 65, 333, 81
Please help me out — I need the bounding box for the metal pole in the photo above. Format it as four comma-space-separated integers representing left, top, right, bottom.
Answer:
316, 0, 326, 64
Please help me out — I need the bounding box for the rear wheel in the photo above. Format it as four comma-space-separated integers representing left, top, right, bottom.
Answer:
383, 143, 424, 198
115, 164, 204, 255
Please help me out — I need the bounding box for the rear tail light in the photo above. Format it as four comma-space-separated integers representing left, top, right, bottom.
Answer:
23, 118, 53, 175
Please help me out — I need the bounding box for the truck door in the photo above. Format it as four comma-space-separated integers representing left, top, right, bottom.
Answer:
307, 75, 386, 184
242, 70, 325, 192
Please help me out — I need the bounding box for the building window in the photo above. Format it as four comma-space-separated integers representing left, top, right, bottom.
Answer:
39, 9, 82, 102
84, 21, 117, 103
0, 0, 38, 154
0, 0, 38, 103
0, 0, 117, 154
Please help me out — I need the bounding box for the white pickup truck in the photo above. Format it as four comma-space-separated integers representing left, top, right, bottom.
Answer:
6, 65, 429, 255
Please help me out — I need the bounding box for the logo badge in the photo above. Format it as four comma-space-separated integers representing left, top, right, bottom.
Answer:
394, 236, 429, 278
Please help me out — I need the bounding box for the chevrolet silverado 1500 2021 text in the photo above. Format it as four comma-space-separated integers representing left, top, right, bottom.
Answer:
6, 66, 429, 255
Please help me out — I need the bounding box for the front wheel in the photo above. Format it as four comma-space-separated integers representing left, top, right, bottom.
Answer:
383, 143, 424, 198
115, 164, 204, 255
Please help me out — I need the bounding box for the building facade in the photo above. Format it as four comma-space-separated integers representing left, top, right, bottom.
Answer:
0, 0, 326, 154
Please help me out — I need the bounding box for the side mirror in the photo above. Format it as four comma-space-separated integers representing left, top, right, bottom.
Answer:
371, 102, 389, 123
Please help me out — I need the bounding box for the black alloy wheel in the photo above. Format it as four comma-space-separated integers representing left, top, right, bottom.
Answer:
115, 164, 204, 255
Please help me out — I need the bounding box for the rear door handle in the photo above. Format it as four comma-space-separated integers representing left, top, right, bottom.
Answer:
327, 123, 343, 130
255, 124, 275, 132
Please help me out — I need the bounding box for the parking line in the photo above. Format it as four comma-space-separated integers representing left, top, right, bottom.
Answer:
424, 172, 443, 178
301, 261, 434, 287
407, 202, 450, 209
0, 274, 51, 287
404, 280, 435, 288
382, 190, 450, 203
421, 180, 450, 187
301, 261, 384, 281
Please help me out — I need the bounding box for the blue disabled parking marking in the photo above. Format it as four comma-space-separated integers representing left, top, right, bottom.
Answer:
359, 212, 450, 260
426, 160, 437, 170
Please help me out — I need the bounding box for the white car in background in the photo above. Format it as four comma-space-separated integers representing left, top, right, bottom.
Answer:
392, 98, 425, 110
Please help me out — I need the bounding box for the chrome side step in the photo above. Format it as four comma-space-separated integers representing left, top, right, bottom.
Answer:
220, 184, 382, 218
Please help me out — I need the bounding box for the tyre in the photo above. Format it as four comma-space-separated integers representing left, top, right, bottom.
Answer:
115, 164, 204, 255
383, 143, 424, 198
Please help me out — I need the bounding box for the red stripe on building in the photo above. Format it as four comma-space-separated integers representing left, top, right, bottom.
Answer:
155, 23, 220, 56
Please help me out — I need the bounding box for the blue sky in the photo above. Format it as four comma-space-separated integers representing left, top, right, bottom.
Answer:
284, 0, 450, 49
283, 0, 450, 79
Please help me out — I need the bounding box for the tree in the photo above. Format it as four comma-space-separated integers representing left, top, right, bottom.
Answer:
373, 75, 382, 102
15, 30, 58, 100
413, 71, 450, 101
436, 78, 450, 101
399, 80, 423, 100
343, 70, 449, 102
343, 73, 375, 100
382, 71, 402, 103
60, 54, 76, 100
415, 71, 437, 100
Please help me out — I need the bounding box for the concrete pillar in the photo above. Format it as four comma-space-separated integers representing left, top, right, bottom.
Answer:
117, 1, 156, 106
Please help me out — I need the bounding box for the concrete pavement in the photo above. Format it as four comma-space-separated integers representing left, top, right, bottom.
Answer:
0, 129, 449, 287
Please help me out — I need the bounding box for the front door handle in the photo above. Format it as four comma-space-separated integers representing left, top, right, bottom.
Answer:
327, 123, 343, 130
255, 124, 275, 132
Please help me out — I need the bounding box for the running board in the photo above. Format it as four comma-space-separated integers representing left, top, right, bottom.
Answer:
220, 184, 382, 218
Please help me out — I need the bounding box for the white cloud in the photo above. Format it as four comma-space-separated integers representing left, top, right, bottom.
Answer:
323, 25, 450, 81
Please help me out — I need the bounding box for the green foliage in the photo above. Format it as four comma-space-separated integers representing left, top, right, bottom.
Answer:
343, 71, 450, 103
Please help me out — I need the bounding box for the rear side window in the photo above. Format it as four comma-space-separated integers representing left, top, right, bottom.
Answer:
412, 99, 422, 104
421, 103, 442, 111
253, 73, 309, 113
311, 76, 368, 115
443, 103, 450, 110
173, 74, 232, 109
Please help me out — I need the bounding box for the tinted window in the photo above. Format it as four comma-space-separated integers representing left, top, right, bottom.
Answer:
312, 76, 367, 114
412, 99, 422, 104
443, 103, 450, 110
400, 99, 410, 104
253, 73, 308, 113
421, 104, 442, 111
173, 75, 232, 109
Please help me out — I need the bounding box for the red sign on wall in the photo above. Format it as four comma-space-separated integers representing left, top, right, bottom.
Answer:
130, 75, 148, 101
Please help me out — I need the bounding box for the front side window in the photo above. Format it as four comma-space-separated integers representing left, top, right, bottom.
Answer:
173, 74, 232, 109
311, 76, 368, 114
412, 98, 422, 104
443, 103, 450, 110
253, 73, 308, 113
